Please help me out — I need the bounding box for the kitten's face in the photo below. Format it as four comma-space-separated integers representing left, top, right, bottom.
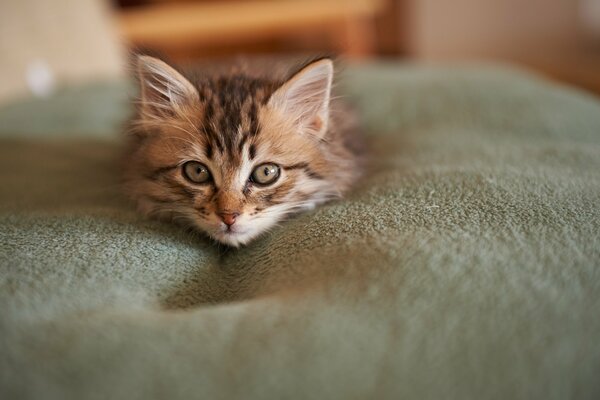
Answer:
126, 56, 341, 246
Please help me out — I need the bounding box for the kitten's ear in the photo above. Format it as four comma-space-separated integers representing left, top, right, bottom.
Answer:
137, 55, 199, 119
269, 58, 333, 138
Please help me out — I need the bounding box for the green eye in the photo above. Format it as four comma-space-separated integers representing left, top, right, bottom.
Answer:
182, 161, 211, 183
250, 163, 280, 185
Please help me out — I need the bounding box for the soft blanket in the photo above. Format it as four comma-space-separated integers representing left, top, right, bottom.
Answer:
1, 63, 599, 399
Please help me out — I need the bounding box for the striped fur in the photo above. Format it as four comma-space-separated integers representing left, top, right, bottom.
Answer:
124, 56, 362, 246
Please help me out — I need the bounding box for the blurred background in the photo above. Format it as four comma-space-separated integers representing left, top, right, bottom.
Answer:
1, 0, 600, 105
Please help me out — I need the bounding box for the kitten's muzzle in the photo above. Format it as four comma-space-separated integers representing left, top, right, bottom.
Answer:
218, 212, 239, 227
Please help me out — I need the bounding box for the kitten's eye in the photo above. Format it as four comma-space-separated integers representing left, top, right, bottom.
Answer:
250, 163, 280, 185
182, 161, 212, 184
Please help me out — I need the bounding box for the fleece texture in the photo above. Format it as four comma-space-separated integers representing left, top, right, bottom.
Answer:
1, 63, 599, 399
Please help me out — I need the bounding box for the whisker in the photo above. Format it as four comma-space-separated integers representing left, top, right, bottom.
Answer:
162, 136, 199, 148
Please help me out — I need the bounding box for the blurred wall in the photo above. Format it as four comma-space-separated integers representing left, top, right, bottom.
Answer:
115, 0, 388, 62
0, 0, 125, 103
406, 0, 593, 61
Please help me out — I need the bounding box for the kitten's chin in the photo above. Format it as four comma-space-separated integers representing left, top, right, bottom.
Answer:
212, 230, 258, 248
195, 214, 281, 247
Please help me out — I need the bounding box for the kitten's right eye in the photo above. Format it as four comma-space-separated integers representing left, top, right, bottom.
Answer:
182, 161, 212, 184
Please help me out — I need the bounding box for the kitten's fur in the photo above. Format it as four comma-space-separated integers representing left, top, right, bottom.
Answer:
124, 55, 361, 246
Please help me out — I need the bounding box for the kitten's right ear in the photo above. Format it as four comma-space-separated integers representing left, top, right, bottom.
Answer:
268, 58, 333, 138
137, 55, 199, 120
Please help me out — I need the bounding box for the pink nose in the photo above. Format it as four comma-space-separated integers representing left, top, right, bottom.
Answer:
219, 212, 239, 226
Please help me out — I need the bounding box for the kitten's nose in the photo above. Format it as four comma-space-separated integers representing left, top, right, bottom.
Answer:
218, 212, 239, 226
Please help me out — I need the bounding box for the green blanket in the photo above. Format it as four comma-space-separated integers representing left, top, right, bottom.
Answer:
1, 63, 599, 399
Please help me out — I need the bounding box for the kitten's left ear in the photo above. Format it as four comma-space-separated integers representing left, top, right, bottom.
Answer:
137, 55, 199, 120
268, 58, 333, 138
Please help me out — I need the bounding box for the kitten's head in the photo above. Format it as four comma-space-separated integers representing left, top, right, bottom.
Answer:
125, 56, 349, 247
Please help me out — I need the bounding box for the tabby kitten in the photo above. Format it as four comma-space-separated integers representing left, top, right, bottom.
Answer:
124, 55, 361, 247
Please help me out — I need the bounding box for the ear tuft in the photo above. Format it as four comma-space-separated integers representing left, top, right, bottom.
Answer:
269, 58, 333, 137
137, 55, 198, 120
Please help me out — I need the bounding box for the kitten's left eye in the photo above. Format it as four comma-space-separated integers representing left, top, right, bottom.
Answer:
182, 161, 212, 184
250, 163, 280, 185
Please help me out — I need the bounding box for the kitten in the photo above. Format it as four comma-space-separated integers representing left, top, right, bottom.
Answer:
124, 55, 362, 247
